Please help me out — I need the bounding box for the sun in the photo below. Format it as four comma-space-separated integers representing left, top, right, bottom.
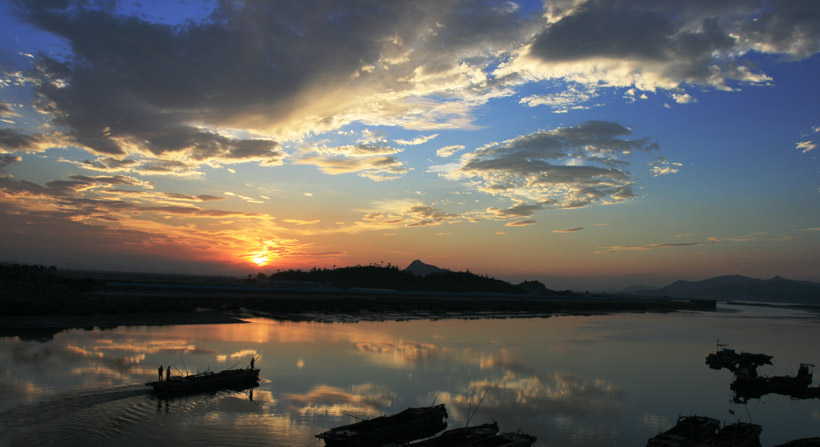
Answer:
252, 256, 269, 267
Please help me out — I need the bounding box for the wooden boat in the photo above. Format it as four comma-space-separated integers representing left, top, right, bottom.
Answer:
647, 415, 720, 447
465, 431, 537, 446
705, 422, 762, 447
316, 404, 448, 446
705, 342, 772, 374
773, 438, 820, 447
731, 363, 813, 398
406, 423, 536, 447
146, 367, 260, 395
407, 422, 499, 446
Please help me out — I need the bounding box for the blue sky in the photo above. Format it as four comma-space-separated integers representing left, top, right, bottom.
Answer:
1, 0, 818, 289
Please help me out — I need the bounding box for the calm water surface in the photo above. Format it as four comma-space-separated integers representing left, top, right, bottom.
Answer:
1, 303, 819, 446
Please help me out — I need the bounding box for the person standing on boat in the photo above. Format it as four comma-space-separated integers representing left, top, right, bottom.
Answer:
166, 365, 171, 381
158, 365, 163, 381
250, 357, 255, 370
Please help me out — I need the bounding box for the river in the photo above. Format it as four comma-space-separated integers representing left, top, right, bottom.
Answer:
1, 303, 818, 446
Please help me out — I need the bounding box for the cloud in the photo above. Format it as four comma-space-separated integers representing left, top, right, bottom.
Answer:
505, 219, 536, 227
519, 82, 598, 113
595, 241, 711, 254
0, 100, 18, 117
11, 0, 530, 164
357, 200, 461, 229
443, 121, 657, 208
0, 128, 62, 153
0, 175, 298, 267
797, 141, 816, 153
553, 227, 584, 233
0, 154, 22, 170
282, 219, 320, 226
494, 0, 820, 110
436, 144, 465, 158
649, 157, 682, 176
6, 0, 818, 172
394, 134, 438, 146
294, 154, 408, 181
488, 202, 545, 219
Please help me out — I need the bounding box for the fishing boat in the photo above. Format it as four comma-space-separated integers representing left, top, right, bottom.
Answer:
146, 367, 260, 395
406, 422, 499, 446
647, 415, 721, 447
316, 404, 448, 446
705, 341, 772, 373
773, 438, 820, 447
706, 422, 762, 447
464, 431, 537, 447
731, 363, 813, 398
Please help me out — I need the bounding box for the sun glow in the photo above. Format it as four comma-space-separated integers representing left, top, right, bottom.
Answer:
252, 256, 270, 267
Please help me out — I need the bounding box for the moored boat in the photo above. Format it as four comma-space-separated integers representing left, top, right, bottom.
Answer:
406, 422, 499, 446
470, 431, 537, 446
706, 341, 772, 374
731, 363, 813, 398
773, 438, 820, 447
146, 367, 260, 395
705, 422, 762, 447
647, 415, 720, 447
316, 404, 448, 446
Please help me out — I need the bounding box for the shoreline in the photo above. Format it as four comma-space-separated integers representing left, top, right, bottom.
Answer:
0, 286, 718, 341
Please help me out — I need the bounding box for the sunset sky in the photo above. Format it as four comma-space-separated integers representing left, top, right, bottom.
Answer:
1, 0, 818, 289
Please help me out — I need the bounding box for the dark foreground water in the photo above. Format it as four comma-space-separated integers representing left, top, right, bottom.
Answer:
1, 303, 818, 446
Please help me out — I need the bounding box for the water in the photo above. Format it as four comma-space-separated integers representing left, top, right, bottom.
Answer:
1, 303, 818, 446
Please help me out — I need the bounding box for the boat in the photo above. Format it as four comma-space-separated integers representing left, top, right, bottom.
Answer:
406, 422, 500, 446
705, 422, 762, 447
145, 367, 260, 395
646, 415, 720, 447
316, 404, 448, 446
731, 363, 813, 398
773, 438, 820, 447
705, 341, 772, 374
466, 431, 537, 446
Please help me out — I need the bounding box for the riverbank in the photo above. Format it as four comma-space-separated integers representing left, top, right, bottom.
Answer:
0, 284, 717, 341
0, 268, 718, 340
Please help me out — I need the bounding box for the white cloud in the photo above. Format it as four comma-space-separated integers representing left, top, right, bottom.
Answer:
649, 157, 682, 176
797, 141, 816, 153
394, 134, 439, 146
436, 145, 466, 158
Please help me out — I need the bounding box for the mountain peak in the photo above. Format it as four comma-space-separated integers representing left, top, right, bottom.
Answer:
404, 260, 448, 277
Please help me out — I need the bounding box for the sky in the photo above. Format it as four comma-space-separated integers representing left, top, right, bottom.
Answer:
0, 0, 819, 290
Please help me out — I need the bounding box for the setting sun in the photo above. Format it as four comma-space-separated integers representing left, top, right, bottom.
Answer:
252, 256, 269, 267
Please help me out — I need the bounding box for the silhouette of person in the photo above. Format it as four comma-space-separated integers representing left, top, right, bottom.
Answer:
250, 357, 255, 369
158, 365, 163, 381
166, 365, 171, 380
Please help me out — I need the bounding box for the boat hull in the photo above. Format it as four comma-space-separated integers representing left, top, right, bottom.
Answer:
316, 404, 448, 446
146, 368, 260, 395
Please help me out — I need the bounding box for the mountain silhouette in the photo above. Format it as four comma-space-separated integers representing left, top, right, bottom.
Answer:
404, 259, 448, 276
635, 275, 820, 304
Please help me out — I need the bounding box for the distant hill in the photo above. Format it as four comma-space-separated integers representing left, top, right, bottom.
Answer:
404, 259, 448, 276
634, 275, 820, 304
267, 262, 572, 296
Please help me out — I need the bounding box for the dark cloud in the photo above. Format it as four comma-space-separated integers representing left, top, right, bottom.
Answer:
454, 121, 652, 208
532, 6, 674, 62
553, 227, 584, 233
0, 128, 51, 152
12, 0, 526, 162
0, 154, 22, 170
739, 0, 820, 59
489, 202, 545, 219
